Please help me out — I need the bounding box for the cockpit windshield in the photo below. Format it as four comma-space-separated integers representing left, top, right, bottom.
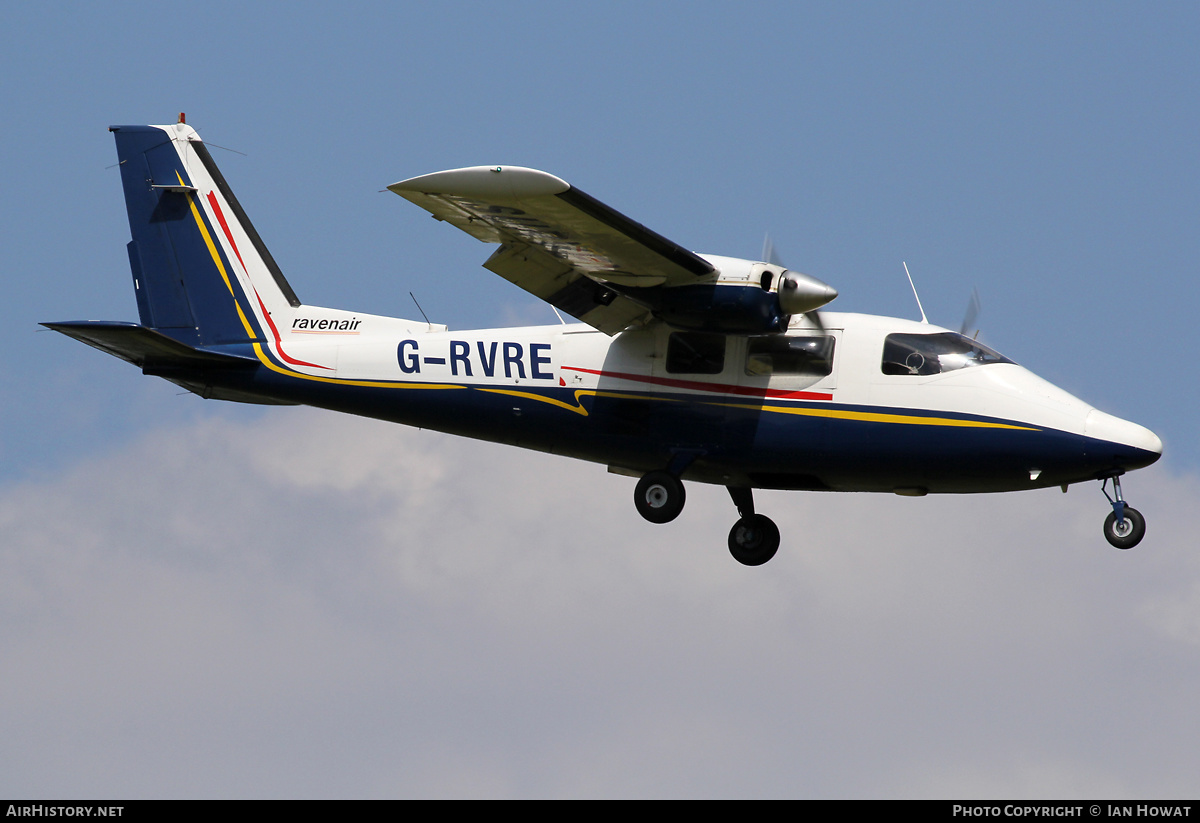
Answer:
881, 332, 1014, 376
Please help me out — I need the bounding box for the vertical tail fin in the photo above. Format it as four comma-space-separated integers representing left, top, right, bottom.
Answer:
111, 121, 300, 347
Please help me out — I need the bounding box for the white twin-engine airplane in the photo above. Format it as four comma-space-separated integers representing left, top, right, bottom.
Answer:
45, 119, 1162, 566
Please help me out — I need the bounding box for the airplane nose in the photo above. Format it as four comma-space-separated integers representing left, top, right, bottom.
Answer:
1085, 409, 1163, 467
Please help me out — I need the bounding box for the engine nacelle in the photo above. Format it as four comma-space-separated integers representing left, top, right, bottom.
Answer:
612, 257, 839, 334
643, 283, 788, 334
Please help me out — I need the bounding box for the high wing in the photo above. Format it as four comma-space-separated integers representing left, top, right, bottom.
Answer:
388, 166, 716, 334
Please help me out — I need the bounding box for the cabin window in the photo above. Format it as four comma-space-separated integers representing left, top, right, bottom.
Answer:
881, 332, 1014, 376
745, 335, 834, 377
666, 332, 726, 374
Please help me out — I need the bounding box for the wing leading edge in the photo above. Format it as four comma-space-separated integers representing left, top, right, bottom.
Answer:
388, 166, 716, 334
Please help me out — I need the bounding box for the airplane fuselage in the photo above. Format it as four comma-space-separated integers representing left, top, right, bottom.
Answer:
45, 121, 1161, 565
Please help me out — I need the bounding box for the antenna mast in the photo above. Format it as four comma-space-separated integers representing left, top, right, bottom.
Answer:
903, 262, 929, 324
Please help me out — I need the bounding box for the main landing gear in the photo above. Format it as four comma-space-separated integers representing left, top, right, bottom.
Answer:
633, 471, 686, 524
726, 486, 780, 566
1099, 473, 1146, 550
633, 472, 781, 566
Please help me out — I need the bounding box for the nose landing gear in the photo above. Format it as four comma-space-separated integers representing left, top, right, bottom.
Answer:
726, 486, 780, 566
1100, 473, 1146, 550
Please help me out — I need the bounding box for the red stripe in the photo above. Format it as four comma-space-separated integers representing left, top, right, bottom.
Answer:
206, 190, 331, 371
206, 192, 248, 273
561, 366, 833, 401
254, 292, 331, 370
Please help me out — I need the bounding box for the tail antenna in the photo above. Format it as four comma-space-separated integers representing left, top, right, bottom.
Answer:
903, 261, 929, 324
409, 291, 433, 331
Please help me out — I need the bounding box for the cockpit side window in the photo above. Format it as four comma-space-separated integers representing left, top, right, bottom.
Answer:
746, 335, 834, 377
667, 332, 726, 374
881, 332, 1013, 376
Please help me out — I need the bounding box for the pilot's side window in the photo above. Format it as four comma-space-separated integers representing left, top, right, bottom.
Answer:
666, 332, 726, 374
745, 336, 834, 377
881, 332, 1014, 375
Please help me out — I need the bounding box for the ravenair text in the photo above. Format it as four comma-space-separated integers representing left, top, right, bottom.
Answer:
398, 339, 554, 379
292, 316, 362, 332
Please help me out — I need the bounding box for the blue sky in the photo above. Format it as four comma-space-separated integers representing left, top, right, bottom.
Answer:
2, 1, 1198, 798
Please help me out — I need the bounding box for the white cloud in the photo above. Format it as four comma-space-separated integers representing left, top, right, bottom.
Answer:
1, 409, 1197, 797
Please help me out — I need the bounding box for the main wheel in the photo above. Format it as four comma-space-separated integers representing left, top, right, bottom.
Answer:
1104, 506, 1146, 549
634, 471, 685, 524
728, 514, 781, 566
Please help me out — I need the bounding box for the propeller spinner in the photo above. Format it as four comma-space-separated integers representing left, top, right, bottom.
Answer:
762, 235, 837, 327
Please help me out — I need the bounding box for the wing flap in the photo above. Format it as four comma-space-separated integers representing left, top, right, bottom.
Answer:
483, 243, 651, 334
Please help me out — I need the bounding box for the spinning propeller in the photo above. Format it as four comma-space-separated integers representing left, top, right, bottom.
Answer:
959, 286, 982, 338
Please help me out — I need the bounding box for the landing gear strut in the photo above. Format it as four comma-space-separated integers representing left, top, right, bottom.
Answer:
726, 486, 780, 566
1100, 473, 1146, 550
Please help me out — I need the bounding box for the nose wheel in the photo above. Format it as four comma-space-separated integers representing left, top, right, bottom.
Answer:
728, 514, 781, 566
1100, 474, 1146, 550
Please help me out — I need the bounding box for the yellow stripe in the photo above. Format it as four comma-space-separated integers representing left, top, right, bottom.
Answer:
478, 387, 686, 416
720, 402, 1037, 430
480, 387, 589, 415
179, 174, 257, 339
253, 344, 465, 390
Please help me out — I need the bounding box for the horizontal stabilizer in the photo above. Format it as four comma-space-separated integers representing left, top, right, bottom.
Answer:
41, 321, 259, 370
